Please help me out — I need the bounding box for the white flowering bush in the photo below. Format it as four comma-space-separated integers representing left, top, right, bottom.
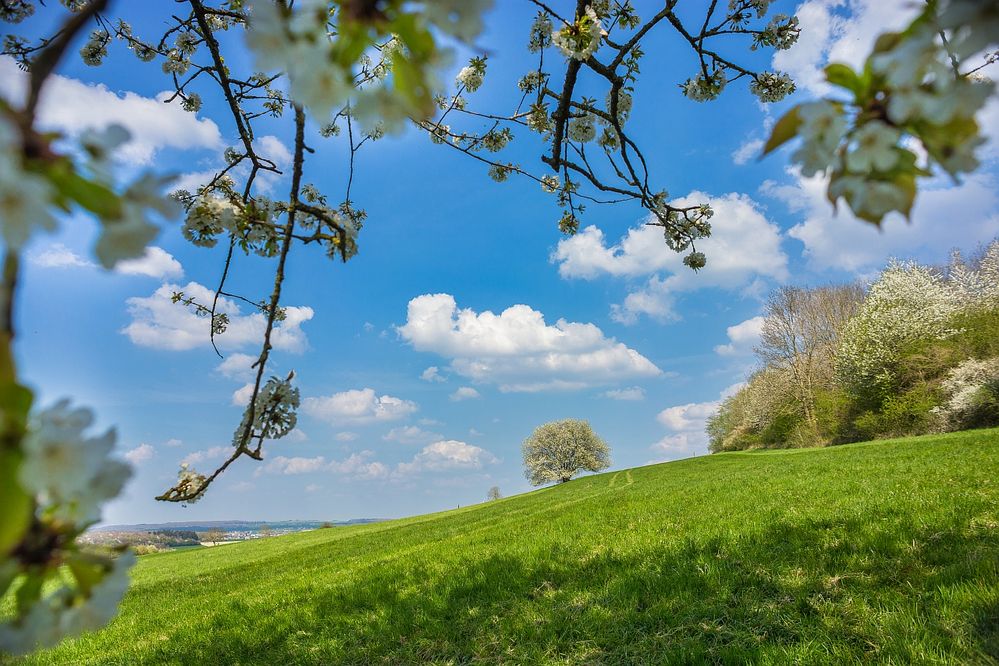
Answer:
522, 419, 610, 485
764, 0, 999, 224
932, 357, 999, 430
838, 261, 960, 399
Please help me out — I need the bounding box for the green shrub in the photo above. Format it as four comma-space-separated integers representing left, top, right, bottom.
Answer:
852, 384, 939, 440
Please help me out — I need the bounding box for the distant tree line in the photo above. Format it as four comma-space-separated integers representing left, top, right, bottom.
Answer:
709, 240, 999, 452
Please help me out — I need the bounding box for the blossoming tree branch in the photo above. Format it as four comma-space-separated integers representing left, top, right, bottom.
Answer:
0, 0, 996, 655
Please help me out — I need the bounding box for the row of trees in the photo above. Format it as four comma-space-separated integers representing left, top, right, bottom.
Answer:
709, 240, 999, 452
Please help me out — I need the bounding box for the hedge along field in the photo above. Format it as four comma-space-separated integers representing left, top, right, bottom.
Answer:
11, 428, 999, 665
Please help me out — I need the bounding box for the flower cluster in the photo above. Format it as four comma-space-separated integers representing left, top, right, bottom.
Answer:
456, 57, 487, 93
729, 0, 770, 24
552, 6, 603, 61
527, 12, 553, 53
488, 163, 516, 182
79, 30, 109, 66
526, 103, 552, 134
245, 0, 493, 125
19, 401, 131, 525
233, 375, 301, 448
1, 114, 176, 267
567, 113, 596, 143
752, 14, 800, 50
171, 463, 209, 504
749, 71, 795, 103
765, 3, 998, 224
0, 117, 57, 250
682, 70, 727, 102
660, 204, 714, 255
518, 70, 546, 93
0, 401, 135, 655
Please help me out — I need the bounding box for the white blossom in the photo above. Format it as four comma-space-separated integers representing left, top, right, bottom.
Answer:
791, 100, 847, 177
568, 113, 596, 142
934, 357, 999, 429
526, 103, 551, 133
423, 0, 492, 43
682, 70, 726, 102
175, 31, 199, 55
161, 48, 191, 75
845, 121, 901, 173
528, 12, 553, 53
540, 174, 560, 193
59, 552, 135, 638
182, 93, 203, 113
0, 594, 63, 655
18, 400, 132, 525
233, 375, 301, 446
244, 0, 290, 71
96, 173, 179, 268
604, 89, 633, 122
749, 71, 795, 103
829, 176, 911, 222
456, 64, 484, 92
79, 30, 108, 66
552, 6, 603, 61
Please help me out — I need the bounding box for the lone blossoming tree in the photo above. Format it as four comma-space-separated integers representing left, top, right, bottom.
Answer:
523, 419, 610, 485
0, 0, 997, 655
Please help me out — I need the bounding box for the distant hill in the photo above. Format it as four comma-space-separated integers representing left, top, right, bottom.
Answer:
91, 518, 383, 533
26, 429, 999, 664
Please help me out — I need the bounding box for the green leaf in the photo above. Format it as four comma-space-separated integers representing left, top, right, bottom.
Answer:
14, 567, 43, 614
893, 172, 918, 219
762, 105, 802, 156
46, 165, 123, 220
391, 54, 433, 120
824, 63, 862, 96
68, 553, 107, 596
0, 449, 31, 558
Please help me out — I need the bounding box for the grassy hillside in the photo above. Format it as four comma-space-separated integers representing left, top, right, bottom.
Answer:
14, 429, 999, 664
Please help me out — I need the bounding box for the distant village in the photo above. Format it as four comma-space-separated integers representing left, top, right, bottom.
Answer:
80, 519, 381, 553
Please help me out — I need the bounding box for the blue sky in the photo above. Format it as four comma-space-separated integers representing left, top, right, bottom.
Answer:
5, 0, 999, 524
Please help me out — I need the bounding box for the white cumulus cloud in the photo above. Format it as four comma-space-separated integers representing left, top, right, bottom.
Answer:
765, 169, 999, 273
601, 387, 645, 401
257, 451, 390, 480
28, 244, 182, 280
714, 316, 765, 356
114, 247, 184, 279
396, 440, 498, 475
216, 353, 258, 381
421, 366, 446, 383
0, 56, 222, 165
398, 294, 661, 392
383, 425, 442, 445
122, 281, 313, 353
449, 386, 481, 401
123, 443, 154, 465
651, 383, 745, 461
302, 388, 418, 425
552, 192, 788, 323
28, 244, 94, 270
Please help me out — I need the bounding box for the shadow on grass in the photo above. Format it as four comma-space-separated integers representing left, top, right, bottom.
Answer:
127, 512, 999, 665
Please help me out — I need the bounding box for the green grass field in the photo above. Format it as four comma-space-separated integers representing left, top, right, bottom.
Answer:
12, 429, 999, 664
